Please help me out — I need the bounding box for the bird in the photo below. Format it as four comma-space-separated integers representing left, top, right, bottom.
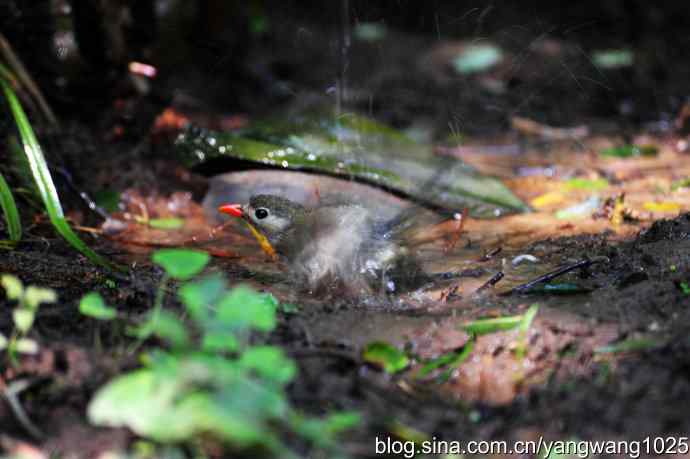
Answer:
218, 194, 447, 297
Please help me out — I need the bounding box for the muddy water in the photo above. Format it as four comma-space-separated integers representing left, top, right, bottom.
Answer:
185, 167, 673, 406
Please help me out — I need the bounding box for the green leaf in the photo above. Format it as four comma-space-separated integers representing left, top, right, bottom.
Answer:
148, 218, 185, 230
138, 310, 189, 348
671, 178, 690, 192
0, 333, 7, 350
592, 49, 633, 69
416, 341, 474, 381
14, 337, 38, 354
0, 74, 123, 272
13, 308, 35, 334
679, 281, 690, 295
178, 274, 227, 324
519, 304, 539, 334
239, 346, 297, 384
177, 115, 529, 217
452, 44, 504, 74
79, 292, 117, 320
0, 172, 21, 241
201, 331, 239, 353
291, 411, 360, 448
515, 304, 540, 359
362, 341, 409, 374
1, 274, 23, 300
564, 178, 609, 191
88, 369, 192, 441
215, 286, 277, 332
23, 285, 56, 310
152, 249, 210, 280
600, 145, 657, 158
323, 411, 361, 434
462, 314, 523, 335
594, 337, 662, 354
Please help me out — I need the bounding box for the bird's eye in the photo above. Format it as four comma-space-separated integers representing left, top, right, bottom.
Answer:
254, 208, 269, 219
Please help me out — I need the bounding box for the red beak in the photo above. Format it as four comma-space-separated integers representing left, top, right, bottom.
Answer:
218, 203, 244, 218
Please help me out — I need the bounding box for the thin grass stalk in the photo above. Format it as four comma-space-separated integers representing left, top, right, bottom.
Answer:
0, 172, 21, 241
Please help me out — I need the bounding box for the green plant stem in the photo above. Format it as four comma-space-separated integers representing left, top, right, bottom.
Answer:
7, 330, 19, 367
0, 172, 21, 241
128, 274, 169, 355
152, 274, 170, 325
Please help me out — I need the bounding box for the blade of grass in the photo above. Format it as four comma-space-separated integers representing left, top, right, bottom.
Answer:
0, 77, 123, 271
0, 172, 21, 241
461, 314, 523, 335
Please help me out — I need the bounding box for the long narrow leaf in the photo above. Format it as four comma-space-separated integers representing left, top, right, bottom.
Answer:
0, 172, 21, 241
0, 77, 123, 271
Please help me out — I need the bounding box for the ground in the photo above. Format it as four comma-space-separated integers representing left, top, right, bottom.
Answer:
2, 2, 690, 458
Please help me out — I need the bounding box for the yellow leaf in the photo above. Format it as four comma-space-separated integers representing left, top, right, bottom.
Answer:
530, 192, 565, 208
643, 202, 681, 213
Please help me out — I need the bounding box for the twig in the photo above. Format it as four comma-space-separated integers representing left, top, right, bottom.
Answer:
475, 271, 504, 293
505, 256, 608, 295
0, 33, 59, 127
2, 379, 44, 440
511, 116, 588, 140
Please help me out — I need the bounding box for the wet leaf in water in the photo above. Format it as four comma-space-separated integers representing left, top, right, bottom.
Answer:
362, 341, 409, 374
176, 111, 529, 217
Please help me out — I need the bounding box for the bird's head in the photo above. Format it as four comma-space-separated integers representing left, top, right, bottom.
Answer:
219, 194, 305, 241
